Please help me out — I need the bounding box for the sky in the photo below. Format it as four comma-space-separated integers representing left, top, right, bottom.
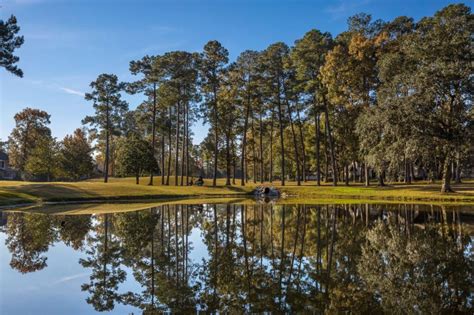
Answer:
0, 0, 466, 145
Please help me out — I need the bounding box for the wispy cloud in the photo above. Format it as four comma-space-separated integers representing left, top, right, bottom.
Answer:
27, 79, 86, 97
9, 272, 89, 294
52, 272, 89, 285
60, 87, 85, 97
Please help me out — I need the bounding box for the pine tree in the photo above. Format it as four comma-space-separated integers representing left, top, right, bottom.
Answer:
0, 15, 24, 77
83, 74, 128, 183
199, 41, 229, 186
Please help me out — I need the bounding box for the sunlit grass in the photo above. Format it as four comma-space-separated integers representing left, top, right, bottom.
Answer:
0, 177, 473, 207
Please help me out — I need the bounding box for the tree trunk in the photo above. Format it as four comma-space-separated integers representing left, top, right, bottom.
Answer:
232, 139, 236, 185
149, 82, 157, 186
352, 162, 356, 184
324, 138, 330, 183
136, 174, 139, 185
180, 102, 186, 186
316, 112, 321, 186
286, 99, 300, 186
365, 164, 370, 186
259, 110, 264, 184
378, 170, 385, 186
212, 90, 218, 187
345, 164, 349, 186
405, 158, 412, 184
109, 137, 115, 177
241, 96, 250, 186
441, 154, 453, 193
277, 97, 285, 186
296, 102, 306, 182
161, 132, 165, 185
251, 116, 257, 184
323, 98, 337, 186
225, 133, 231, 186
166, 107, 172, 185
175, 100, 180, 186
269, 108, 275, 183
104, 101, 110, 183
185, 103, 190, 185
455, 152, 461, 184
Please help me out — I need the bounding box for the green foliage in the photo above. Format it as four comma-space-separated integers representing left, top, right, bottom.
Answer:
199, 40, 229, 103
291, 29, 333, 100
6, 4, 472, 194
8, 108, 52, 173
82, 74, 129, 136
363, 4, 473, 190
58, 128, 94, 180
24, 136, 59, 181
83, 73, 128, 182
358, 220, 473, 313
116, 134, 157, 183
0, 15, 24, 77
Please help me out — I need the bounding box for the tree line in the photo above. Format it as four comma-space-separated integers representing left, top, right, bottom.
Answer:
2, 4, 473, 192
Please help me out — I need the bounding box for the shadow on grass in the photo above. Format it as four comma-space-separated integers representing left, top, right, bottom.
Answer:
2, 183, 100, 202
387, 183, 474, 194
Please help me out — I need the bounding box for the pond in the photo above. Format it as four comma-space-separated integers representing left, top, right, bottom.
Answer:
0, 202, 473, 314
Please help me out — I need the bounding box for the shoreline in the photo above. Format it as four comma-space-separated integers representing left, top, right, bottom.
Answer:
1, 178, 474, 209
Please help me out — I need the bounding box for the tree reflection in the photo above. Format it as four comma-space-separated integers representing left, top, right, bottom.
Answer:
358, 219, 473, 313
79, 214, 126, 312
5, 212, 54, 273
1, 203, 472, 313
54, 215, 91, 250
115, 205, 197, 313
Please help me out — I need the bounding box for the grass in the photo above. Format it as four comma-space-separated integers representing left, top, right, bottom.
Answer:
1, 177, 474, 208
0, 177, 253, 207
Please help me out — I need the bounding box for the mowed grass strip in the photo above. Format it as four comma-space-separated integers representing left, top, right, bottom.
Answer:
0, 177, 473, 206
0, 178, 253, 206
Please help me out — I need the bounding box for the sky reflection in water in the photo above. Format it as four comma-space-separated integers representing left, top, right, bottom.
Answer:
0, 203, 473, 314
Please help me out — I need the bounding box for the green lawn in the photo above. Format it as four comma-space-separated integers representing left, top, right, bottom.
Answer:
1, 177, 474, 207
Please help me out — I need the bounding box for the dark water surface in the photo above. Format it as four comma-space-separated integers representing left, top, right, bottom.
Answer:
1, 203, 473, 314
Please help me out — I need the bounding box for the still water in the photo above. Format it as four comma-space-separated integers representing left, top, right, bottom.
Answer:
0, 203, 473, 314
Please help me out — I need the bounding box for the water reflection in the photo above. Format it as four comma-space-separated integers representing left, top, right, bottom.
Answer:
1, 204, 473, 313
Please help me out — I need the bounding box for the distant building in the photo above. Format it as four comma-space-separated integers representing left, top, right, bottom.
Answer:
0, 151, 18, 180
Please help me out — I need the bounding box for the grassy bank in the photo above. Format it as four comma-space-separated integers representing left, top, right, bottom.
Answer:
1, 177, 474, 207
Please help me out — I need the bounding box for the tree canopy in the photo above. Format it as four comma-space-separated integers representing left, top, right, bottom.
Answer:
5, 4, 473, 193
0, 15, 24, 77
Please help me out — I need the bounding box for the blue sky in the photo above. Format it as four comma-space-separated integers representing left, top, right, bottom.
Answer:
0, 0, 464, 145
